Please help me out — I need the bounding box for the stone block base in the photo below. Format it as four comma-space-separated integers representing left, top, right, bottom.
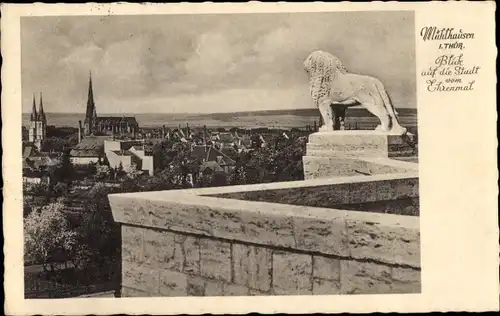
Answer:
302, 156, 412, 180
305, 131, 415, 159
302, 131, 417, 179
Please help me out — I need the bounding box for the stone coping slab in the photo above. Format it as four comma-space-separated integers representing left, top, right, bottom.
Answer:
109, 173, 420, 268
305, 131, 417, 159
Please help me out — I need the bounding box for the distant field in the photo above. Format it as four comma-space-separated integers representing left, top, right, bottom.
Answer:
23, 107, 417, 129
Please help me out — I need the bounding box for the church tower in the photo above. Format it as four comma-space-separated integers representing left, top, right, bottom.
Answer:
84, 71, 98, 136
28, 92, 47, 150
28, 94, 37, 143
38, 92, 47, 140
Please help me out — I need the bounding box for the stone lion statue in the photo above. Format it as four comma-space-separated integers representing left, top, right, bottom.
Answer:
304, 50, 407, 135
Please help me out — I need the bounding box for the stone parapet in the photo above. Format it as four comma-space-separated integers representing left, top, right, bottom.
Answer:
109, 174, 420, 297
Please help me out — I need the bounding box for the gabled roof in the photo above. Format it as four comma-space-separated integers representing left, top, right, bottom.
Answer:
70, 136, 111, 158
200, 161, 224, 173
191, 145, 235, 166
206, 146, 235, 166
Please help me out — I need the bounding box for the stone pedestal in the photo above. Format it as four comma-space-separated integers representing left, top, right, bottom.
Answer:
302, 131, 416, 180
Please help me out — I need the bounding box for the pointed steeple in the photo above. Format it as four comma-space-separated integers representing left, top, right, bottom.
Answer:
38, 92, 46, 122
84, 71, 97, 134
30, 93, 37, 121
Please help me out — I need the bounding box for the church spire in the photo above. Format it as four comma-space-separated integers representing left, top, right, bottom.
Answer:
84, 71, 97, 133
30, 93, 37, 121
38, 92, 46, 122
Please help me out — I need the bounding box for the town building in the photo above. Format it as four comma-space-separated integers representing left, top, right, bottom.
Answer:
191, 145, 236, 175
22, 143, 55, 185
81, 72, 139, 138
69, 136, 111, 165
28, 93, 47, 150
104, 139, 155, 175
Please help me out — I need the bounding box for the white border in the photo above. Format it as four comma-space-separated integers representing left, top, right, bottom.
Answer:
2, 2, 498, 314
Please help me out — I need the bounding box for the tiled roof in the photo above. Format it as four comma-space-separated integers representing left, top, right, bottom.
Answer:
191, 145, 235, 166
206, 146, 235, 166
97, 117, 138, 125
70, 136, 111, 158
219, 132, 234, 143
191, 145, 210, 160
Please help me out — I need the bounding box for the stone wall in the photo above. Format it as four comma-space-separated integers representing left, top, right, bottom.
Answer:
120, 224, 419, 296
110, 174, 420, 297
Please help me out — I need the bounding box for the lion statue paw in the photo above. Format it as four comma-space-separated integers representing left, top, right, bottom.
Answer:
390, 125, 408, 136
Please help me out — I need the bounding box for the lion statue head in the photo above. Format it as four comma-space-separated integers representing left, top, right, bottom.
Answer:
303, 50, 348, 107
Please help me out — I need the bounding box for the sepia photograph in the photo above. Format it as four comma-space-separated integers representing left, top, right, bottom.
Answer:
3, 2, 497, 315
21, 11, 420, 299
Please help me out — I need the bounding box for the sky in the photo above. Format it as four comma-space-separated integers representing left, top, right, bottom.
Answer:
21, 11, 416, 114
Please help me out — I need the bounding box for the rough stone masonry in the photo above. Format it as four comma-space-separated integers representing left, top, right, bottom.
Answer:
110, 174, 421, 297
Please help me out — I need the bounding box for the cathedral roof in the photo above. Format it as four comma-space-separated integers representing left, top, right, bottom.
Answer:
97, 117, 139, 125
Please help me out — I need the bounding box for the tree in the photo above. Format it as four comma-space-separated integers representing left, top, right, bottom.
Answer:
230, 134, 307, 185
78, 183, 121, 267
24, 201, 82, 270
160, 142, 203, 188
115, 162, 126, 180
94, 164, 113, 181
66, 133, 80, 148
125, 163, 142, 180
152, 139, 178, 170
273, 136, 307, 181
47, 149, 74, 186
41, 137, 67, 153
52, 181, 70, 197
196, 169, 214, 188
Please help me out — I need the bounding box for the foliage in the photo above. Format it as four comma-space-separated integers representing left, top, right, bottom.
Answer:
152, 139, 179, 170
41, 134, 79, 153
41, 137, 66, 153
52, 182, 70, 197
76, 183, 121, 266
24, 182, 50, 196
152, 140, 203, 187
124, 163, 142, 180
24, 201, 83, 270
47, 149, 74, 186
229, 134, 306, 185
94, 164, 113, 182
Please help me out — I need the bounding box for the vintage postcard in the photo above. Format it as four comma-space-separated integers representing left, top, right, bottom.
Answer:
2, 2, 498, 315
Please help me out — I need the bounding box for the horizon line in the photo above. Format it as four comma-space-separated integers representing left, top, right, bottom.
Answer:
21, 107, 417, 116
